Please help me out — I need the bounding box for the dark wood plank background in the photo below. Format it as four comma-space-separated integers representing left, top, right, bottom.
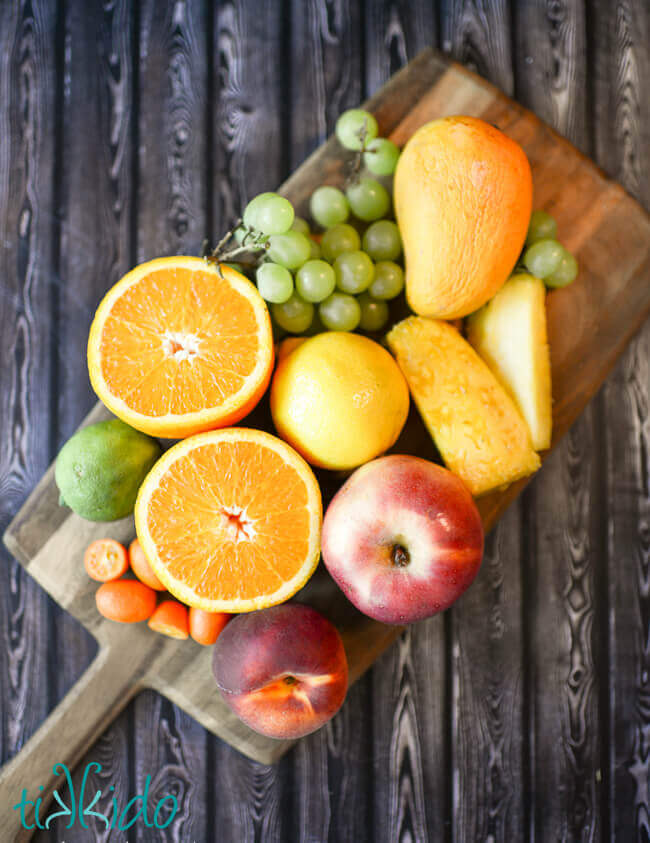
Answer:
0, 1, 648, 840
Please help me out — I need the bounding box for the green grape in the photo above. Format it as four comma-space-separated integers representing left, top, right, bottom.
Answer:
296, 260, 337, 303
272, 293, 314, 334
310, 186, 349, 228
319, 292, 361, 332
320, 223, 361, 262
357, 293, 389, 332
334, 250, 375, 294
267, 231, 312, 270
368, 261, 404, 300
363, 138, 400, 175
255, 263, 294, 303
335, 108, 379, 151
362, 220, 402, 261
526, 210, 558, 246
291, 216, 310, 236
308, 238, 321, 260
545, 248, 578, 288
523, 238, 564, 279
243, 192, 294, 235
346, 178, 390, 222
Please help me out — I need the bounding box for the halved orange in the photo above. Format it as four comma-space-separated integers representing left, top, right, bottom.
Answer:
88, 257, 274, 438
134, 428, 322, 613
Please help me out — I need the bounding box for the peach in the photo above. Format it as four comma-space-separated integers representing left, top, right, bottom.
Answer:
212, 604, 348, 739
321, 455, 484, 623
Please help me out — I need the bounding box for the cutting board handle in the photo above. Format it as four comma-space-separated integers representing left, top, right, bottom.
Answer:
0, 643, 141, 842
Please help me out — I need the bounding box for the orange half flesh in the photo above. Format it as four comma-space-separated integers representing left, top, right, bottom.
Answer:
134, 428, 322, 613
87, 257, 274, 438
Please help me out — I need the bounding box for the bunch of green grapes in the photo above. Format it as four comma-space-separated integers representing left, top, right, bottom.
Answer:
520, 210, 578, 288
221, 113, 580, 338
242, 108, 405, 335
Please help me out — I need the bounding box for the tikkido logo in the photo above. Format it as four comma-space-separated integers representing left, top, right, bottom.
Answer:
13, 761, 179, 832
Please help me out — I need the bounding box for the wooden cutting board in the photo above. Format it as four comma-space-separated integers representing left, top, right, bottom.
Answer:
2, 47, 649, 840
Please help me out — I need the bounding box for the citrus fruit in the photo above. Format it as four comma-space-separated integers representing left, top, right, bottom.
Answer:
148, 601, 189, 639
134, 428, 322, 613
270, 332, 409, 470
84, 539, 129, 582
95, 579, 157, 623
87, 257, 274, 439
189, 608, 230, 646
55, 418, 162, 521
276, 336, 307, 363
128, 538, 165, 590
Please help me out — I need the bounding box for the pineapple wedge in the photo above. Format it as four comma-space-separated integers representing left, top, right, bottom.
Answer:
387, 317, 540, 497
467, 273, 552, 450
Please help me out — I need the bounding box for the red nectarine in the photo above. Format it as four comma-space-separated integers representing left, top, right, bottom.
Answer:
212, 604, 348, 739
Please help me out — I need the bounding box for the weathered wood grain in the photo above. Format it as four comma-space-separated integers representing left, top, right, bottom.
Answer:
371, 624, 439, 843
288, 0, 363, 169
321, 678, 374, 842
528, 427, 605, 841
211, 0, 286, 227
42, 2, 136, 840
592, 0, 649, 204
132, 690, 209, 843
364, 0, 437, 94
603, 330, 650, 842
592, 1, 650, 839
515, 3, 607, 839
211, 747, 290, 842
514, 0, 589, 152
440, 0, 513, 95
137, 0, 209, 260
0, 0, 57, 774
451, 504, 525, 842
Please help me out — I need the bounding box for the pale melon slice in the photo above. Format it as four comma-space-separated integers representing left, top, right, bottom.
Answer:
467, 273, 552, 450
387, 316, 540, 497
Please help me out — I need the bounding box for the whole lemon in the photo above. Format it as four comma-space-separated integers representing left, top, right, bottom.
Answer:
270, 332, 409, 471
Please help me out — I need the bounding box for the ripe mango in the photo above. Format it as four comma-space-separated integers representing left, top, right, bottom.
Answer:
467, 273, 552, 450
394, 116, 532, 319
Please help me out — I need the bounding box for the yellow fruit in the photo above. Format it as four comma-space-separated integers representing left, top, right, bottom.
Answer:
270, 332, 409, 471
387, 317, 540, 496
394, 116, 532, 319
467, 273, 552, 450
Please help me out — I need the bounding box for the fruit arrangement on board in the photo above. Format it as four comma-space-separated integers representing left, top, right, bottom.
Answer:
54, 108, 579, 740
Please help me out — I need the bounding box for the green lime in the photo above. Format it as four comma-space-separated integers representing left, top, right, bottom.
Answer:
55, 418, 162, 521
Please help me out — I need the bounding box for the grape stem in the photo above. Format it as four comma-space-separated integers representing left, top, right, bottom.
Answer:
345, 118, 370, 187
202, 218, 270, 277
